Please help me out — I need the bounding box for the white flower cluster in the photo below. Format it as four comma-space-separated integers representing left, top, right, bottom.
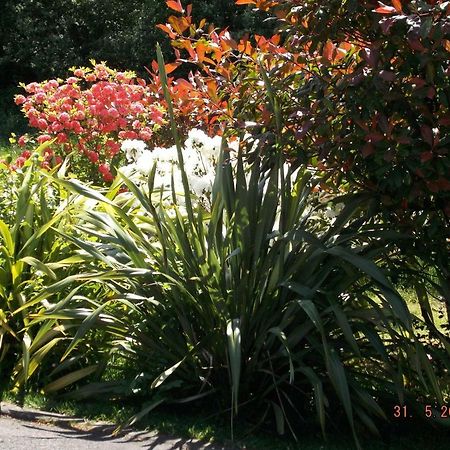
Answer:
308, 191, 346, 227
323, 202, 345, 220
119, 129, 223, 207
121, 139, 148, 163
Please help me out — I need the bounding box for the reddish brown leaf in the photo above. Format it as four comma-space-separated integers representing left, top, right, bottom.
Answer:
354, 118, 369, 131
342, 158, 353, 172
238, 40, 254, 55
410, 77, 427, 88
168, 16, 187, 34
206, 80, 218, 102
396, 135, 412, 145
420, 151, 433, 163
212, 49, 223, 62
203, 56, 216, 65
360, 48, 379, 68
427, 181, 440, 193
261, 106, 271, 124
392, 0, 403, 12
436, 178, 450, 191
374, 3, 397, 14
383, 151, 395, 162
295, 120, 313, 139
178, 77, 193, 88
379, 17, 396, 34
217, 66, 231, 80
323, 41, 335, 61
420, 125, 434, 147
359, 48, 378, 67
165, 62, 181, 74
426, 87, 436, 99
181, 40, 196, 59
379, 70, 395, 82
314, 137, 328, 146
151, 60, 159, 73
362, 143, 375, 157
365, 132, 384, 143
221, 36, 238, 51
270, 34, 281, 45
349, 73, 364, 86
415, 168, 425, 178
156, 24, 177, 39
166, 0, 183, 13
438, 116, 450, 126
196, 42, 206, 63
408, 36, 426, 52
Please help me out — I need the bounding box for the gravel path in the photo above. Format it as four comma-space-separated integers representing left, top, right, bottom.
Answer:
0, 402, 229, 450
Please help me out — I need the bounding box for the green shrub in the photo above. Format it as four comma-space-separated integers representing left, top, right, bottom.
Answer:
0, 152, 74, 404
30, 136, 446, 447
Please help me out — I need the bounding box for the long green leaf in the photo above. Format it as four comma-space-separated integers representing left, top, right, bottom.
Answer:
44, 365, 98, 393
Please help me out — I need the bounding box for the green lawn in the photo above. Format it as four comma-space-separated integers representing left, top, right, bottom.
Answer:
400, 288, 448, 333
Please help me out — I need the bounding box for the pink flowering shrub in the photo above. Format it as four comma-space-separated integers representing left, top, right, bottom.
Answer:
14, 62, 166, 183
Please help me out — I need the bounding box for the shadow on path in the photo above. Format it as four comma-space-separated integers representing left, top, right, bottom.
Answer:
0, 402, 236, 450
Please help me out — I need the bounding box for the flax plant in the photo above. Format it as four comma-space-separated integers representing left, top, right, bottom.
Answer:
0, 151, 74, 407
28, 49, 445, 449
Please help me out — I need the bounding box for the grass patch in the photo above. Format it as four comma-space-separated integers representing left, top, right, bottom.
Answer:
401, 288, 448, 332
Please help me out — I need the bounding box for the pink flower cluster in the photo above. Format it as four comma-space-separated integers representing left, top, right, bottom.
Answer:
14, 62, 166, 182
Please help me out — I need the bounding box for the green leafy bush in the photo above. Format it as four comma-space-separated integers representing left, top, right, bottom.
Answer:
32, 139, 446, 446
0, 152, 74, 404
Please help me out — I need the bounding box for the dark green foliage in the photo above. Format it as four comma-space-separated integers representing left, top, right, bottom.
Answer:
0, 87, 28, 143
0, 156, 67, 402
0, 0, 165, 83
191, 0, 271, 34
